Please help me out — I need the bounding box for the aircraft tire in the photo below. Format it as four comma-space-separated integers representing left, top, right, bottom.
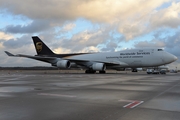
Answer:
85, 70, 96, 74
132, 69, 138, 72
99, 70, 106, 74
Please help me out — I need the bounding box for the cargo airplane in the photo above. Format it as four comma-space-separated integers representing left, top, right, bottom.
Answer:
5, 36, 177, 73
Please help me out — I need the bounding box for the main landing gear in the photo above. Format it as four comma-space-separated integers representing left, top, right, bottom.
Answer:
99, 70, 106, 74
85, 69, 96, 74
132, 69, 138, 72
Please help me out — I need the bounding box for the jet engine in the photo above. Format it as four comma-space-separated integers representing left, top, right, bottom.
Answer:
56, 60, 71, 68
136, 68, 143, 71
157, 65, 169, 69
92, 63, 106, 71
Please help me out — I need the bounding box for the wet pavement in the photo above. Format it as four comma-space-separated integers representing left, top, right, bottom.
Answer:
0, 70, 180, 120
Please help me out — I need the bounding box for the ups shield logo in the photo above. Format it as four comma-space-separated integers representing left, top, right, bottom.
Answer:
36, 42, 42, 52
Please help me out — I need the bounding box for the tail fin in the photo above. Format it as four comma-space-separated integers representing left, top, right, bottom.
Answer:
32, 36, 55, 55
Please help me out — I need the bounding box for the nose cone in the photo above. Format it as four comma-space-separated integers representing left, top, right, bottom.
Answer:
165, 53, 177, 63
173, 55, 178, 61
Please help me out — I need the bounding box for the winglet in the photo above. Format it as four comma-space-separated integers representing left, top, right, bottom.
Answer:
4, 51, 15, 56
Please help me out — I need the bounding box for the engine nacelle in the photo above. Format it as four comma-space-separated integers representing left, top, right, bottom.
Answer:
136, 68, 143, 71
56, 60, 71, 68
92, 63, 106, 71
158, 65, 169, 69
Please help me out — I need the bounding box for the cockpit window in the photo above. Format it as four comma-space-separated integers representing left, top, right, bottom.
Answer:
158, 49, 163, 51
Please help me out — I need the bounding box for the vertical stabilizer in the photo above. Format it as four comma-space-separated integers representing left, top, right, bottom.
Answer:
32, 36, 54, 55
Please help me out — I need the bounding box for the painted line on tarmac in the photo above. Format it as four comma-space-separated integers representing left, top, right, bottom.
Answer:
119, 99, 144, 108
123, 101, 144, 108
2, 75, 29, 81
38, 93, 77, 98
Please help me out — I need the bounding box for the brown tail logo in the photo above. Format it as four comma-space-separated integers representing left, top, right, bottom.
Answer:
36, 42, 42, 52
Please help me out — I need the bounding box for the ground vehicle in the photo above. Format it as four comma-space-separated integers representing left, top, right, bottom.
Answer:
152, 70, 159, 74
169, 69, 177, 73
160, 70, 166, 74
147, 69, 153, 74
147, 69, 160, 74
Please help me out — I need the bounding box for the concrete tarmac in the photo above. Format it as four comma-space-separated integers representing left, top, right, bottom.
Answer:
0, 70, 180, 120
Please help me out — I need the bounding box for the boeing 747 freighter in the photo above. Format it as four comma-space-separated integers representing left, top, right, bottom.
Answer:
5, 36, 177, 73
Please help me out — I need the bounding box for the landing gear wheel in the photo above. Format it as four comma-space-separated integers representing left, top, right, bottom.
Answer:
99, 70, 106, 74
85, 70, 96, 74
132, 69, 138, 72
85, 70, 89, 73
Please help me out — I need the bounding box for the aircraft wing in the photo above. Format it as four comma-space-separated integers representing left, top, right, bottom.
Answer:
5, 51, 128, 67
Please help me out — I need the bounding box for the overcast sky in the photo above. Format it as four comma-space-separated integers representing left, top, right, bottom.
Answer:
0, 0, 180, 69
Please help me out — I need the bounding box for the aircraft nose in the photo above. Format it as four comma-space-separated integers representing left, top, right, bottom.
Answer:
163, 52, 177, 64
173, 55, 178, 61
168, 53, 177, 62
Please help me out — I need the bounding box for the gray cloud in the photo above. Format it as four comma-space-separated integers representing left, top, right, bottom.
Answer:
100, 40, 119, 52
53, 26, 123, 53
150, 2, 180, 29
134, 40, 165, 48
0, 0, 176, 38
55, 28, 110, 52
3, 35, 32, 48
163, 31, 180, 57
5, 20, 50, 34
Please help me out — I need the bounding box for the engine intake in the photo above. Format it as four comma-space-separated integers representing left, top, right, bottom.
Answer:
56, 60, 71, 68
92, 63, 106, 71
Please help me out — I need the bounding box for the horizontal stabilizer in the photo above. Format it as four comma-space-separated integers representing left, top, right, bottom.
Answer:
4, 51, 15, 56
5, 50, 58, 63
